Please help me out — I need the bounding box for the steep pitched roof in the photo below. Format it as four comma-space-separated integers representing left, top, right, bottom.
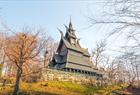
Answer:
62, 38, 90, 56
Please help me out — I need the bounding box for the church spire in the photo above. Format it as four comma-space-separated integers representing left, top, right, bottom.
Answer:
69, 17, 74, 32
64, 19, 78, 44
69, 17, 72, 28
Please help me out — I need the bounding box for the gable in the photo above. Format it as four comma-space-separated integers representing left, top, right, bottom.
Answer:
60, 44, 67, 56
57, 39, 67, 53
62, 38, 90, 56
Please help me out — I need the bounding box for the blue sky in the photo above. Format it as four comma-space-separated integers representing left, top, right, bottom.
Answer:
0, 1, 125, 56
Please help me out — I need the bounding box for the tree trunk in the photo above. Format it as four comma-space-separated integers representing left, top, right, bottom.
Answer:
2, 78, 6, 86
12, 67, 22, 95
136, 66, 140, 87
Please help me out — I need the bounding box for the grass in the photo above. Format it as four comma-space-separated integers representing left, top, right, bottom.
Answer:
0, 81, 127, 95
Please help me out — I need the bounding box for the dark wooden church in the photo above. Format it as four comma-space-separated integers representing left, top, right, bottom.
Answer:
49, 21, 102, 77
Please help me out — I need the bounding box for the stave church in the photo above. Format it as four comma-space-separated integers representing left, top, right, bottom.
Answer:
49, 20, 102, 78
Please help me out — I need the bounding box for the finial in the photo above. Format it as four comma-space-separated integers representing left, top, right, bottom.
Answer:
64, 24, 69, 33
64, 24, 68, 30
69, 16, 72, 29
77, 38, 81, 47
70, 16, 71, 23
57, 28, 64, 38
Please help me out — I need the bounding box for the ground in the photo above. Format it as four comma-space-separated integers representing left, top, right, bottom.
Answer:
0, 81, 129, 95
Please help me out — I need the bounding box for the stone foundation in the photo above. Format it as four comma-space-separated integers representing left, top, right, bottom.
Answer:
42, 68, 101, 84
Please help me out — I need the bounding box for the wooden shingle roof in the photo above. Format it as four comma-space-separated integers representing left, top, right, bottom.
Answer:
62, 38, 90, 56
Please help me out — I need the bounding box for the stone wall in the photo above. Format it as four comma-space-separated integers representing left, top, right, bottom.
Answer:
42, 68, 101, 84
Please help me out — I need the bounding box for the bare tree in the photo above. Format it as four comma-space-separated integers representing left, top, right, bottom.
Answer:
120, 49, 140, 86
0, 32, 6, 72
4, 30, 43, 95
92, 40, 106, 68
89, 0, 140, 86
22, 59, 42, 82
43, 37, 58, 67
89, 0, 140, 46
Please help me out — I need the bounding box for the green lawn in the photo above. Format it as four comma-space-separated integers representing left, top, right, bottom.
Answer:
0, 81, 127, 95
